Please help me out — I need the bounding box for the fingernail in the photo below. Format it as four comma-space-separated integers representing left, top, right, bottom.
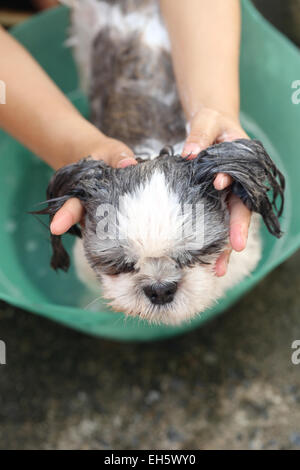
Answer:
50, 215, 61, 228
218, 175, 226, 190
223, 256, 229, 273
50, 214, 65, 234
50, 220, 58, 233
236, 231, 247, 251
182, 143, 201, 158
117, 158, 137, 168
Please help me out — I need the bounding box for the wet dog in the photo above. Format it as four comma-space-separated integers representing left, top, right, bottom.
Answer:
37, 0, 285, 324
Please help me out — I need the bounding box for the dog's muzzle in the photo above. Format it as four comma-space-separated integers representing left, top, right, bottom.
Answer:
143, 282, 178, 305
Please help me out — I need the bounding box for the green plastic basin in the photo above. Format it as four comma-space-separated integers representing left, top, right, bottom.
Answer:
0, 0, 299, 341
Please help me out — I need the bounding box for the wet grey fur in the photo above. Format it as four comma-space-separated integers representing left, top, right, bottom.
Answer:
34, 0, 285, 292
36, 139, 284, 272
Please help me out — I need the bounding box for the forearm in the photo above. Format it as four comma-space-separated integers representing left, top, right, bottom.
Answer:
160, 0, 241, 122
0, 26, 106, 169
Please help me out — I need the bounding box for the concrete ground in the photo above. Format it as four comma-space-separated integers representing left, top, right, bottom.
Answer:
1, 249, 300, 450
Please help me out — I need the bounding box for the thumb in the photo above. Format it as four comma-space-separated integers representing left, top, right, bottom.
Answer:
89, 138, 137, 169
110, 143, 137, 169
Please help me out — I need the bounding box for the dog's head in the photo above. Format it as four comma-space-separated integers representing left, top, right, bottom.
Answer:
35, 139, 285, 324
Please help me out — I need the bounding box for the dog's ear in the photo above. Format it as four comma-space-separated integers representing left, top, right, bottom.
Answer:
32, 158, 110, 272
189, 139, 285, 237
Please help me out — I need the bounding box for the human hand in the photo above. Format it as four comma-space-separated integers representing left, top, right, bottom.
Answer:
182, 107, 251, 277
50, 136, 137, 236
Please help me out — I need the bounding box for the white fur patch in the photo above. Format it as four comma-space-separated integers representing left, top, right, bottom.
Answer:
117, 170, 183, 259
61, 0, 170, 92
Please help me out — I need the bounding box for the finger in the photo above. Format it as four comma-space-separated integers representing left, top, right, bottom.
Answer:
113, 146, 137, 168
228, 194, 251, 252
214, 125, 248, 189
182, 110, 221, 158
89, 141, 137, 169
214, 173, 233, 190
116, 157, 138, 168
215, 248, 232, 277
50, 198, 84, 235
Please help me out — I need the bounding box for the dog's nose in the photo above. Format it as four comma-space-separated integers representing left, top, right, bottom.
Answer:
143, 282, 178, 305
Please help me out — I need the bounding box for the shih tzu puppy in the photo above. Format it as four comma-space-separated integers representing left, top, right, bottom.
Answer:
37, 0, 285, 325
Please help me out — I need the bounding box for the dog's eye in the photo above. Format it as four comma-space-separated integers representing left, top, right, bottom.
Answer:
112, 262, 136, 275
181, 252, 210, 268
173, 242, 226, 268
187, 252, 210, 267
92, 259, 136, 275
172, 250, 207, 268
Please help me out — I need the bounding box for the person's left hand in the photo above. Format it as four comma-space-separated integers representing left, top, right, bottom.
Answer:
182, 107, 251, 277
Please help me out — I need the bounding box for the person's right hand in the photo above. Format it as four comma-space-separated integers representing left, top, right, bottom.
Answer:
50, 136, 137, 235
182, 108, 251, 277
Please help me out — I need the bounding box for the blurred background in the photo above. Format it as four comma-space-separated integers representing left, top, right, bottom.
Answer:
0, 0, 300, 450
0, 1, 58, 27
0, 0, 300, 47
